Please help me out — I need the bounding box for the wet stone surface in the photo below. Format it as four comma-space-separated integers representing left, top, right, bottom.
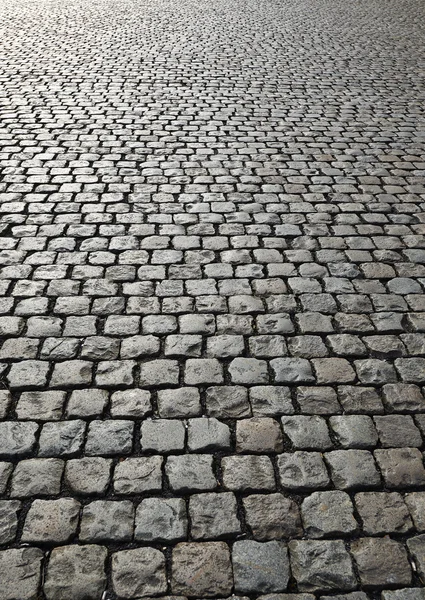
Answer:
0, 0, 425, 596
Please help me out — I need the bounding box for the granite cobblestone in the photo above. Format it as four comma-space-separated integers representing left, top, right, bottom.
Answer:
0, 0, 425, 596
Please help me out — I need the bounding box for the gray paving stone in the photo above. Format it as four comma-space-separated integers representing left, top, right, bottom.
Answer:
407, 534, 425, 581
113, 456, 163, 494
66, 388, 108, 418
22, 498, 80, 543
296, 387, 341, 414
325, 450, 381, 490
185, 358, 223, 385
141, 419, 186, 453
338, 386, 384, 414
222, 455, 275, 491
382, 383, 425, 412
355, 492, 413, 535
0, 548, 43, 600
112, 548, 167, 598
243, 493, 302, 540
282, 416, 332, 450
374, 448, 425, 488
278, 452, 329, 491
86, 420, 134, 456
289, 540, 357, 593
0, 421, 38, 457
301, 491, 357, 538
166, 455, 217, 492
0, 500, 21, 544
189, 492, 240, 539
374, 414, 423, 447
351, 536, 412, 587
206, 385, 251, 418
381, 590, 425, 600
229, 357, 269, 384
50, 360, 92, 387
329, 415, 378, 449
171, 542, 232, 597
249, 386, 294, 416
38, 420, 86, 456
65, 457, 112, 496
16, 391, 65, 421
140, 359, 180, 387
270, 358, 315, 383
187, 418, 231, 452
80, 500, 134, 542
0, 462, 12, 494
135, 497, 187, 542
233, 540, 290, 594
405, 492, 425, 532
157, 387, 201, 418
44, 545, 107, 600
2, 1, 425, 596
236, 417, 283, 453
11, 458, 64, 497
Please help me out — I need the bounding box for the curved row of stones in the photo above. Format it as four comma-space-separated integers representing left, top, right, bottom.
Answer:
1, 0, 425, 596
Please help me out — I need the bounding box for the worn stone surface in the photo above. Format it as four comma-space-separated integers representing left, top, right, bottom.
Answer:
79, 500, 134, 542
171, 542, 232, 597
0, 548, 43, 600
243, 493, 302, 541
355, 492, 413, 535
44, 545, 107, 600
135, 497, 187, 542
289, 540, 356, 593
112, 547, 167, 598
301, 491, 357, 538
233, 540, 290, 594
351, 536, 412, 587
1, 0, 425, 595
22, 498, 80, 544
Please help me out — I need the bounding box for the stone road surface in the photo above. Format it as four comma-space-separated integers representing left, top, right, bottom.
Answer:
0, 0, 425, 597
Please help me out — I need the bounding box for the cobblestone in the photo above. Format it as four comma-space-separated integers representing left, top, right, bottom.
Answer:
0, 0, 425, 595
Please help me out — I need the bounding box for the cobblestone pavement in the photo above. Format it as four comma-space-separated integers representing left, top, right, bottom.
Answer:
0, 0, 425, 597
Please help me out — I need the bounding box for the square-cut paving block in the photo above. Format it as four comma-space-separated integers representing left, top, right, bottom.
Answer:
171, 542, 233, 597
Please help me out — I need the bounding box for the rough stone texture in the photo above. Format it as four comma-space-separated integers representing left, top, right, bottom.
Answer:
1, 0, 425, 595
189, 492, 241, 540
222, 455, 275, 491
301, 491, 357, 538
243, 493, 302, 540
289, 540, 357, 593
325, 450, 381, 490
113, 456, 163, 494
0, 422, 38, 457
22, 498, 80, 544
79, 500, 134, 542
355, 492, 413, 535
166, 455, 217, 492
0, 500, 21, 544
381, 591, 425, 600
405, 492, 425, 532
44, 545, 107, 600
351, 536, 412, 587
406, 534, 425, 582
236, 418, 283, 453
278, 452, 329, 490
11, 458, 64, 497
0, 548, 43, 600
171, 542, 232, 597
232, 540, 290, 594
112, 548, 167, 598
135, 497, 187, 542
